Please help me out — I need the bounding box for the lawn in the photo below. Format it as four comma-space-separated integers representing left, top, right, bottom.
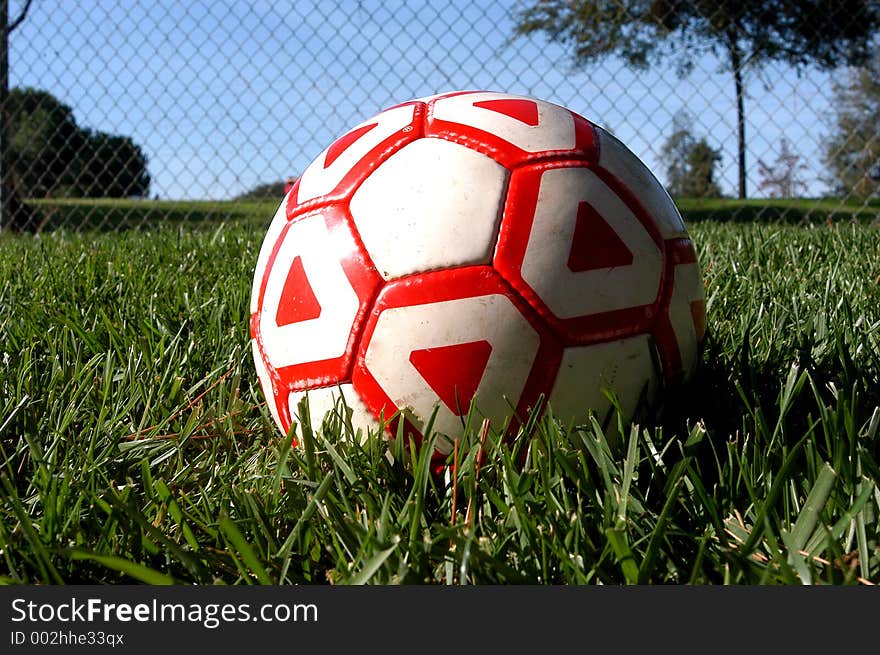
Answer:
24, 195, 880, 232
675, 196, 880, 224
1, 214, 879, 584
26, 197, 277, 231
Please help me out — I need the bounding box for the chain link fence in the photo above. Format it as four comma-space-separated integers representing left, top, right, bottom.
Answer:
1, 0, 878, 232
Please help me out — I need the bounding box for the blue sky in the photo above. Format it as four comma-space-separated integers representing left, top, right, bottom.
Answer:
11, 0, 838, 200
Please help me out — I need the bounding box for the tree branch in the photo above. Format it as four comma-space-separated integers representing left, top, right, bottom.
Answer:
8, 0, 33, 33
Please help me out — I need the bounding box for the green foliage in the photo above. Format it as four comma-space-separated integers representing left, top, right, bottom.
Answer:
7, 87, 151, 198
661, 111, 722, 198
235, 180, 291, 202
512, 1, 880, 199
512, 1, 879, 72
824, 53, 880, 199
70, 130, 151, 199
684, 141, 723, 198
0, 219, 879, 584
7, 88, 81, 197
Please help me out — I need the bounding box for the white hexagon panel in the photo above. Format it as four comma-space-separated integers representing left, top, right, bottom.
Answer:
548, 334, 660, 432
288, 383, 380, 445
290, 102, 422, 210
258, 213, 358, 369
349, 138, 507, 280
495, 163, 664, 343
249, 206, 381, 435
425, 90, 598, 167
352, 267, 560, 450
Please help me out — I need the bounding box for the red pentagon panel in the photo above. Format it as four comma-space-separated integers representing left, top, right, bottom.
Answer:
250, 205, 383, 435
286, 102, 426, 219
351, 266, 561, 451
494, 161, 666, 345
424, 92, 599, 169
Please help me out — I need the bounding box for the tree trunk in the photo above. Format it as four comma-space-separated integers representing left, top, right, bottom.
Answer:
728, 33, 747, 199
0, 0, 34, 232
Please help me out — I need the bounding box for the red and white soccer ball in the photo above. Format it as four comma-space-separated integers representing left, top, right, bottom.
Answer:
250, 91, 706, 455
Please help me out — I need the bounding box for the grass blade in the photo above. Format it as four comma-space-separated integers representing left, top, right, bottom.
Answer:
69, 550, 176, 585
347, 539, 400, 585
605, 528, 639, 585
789, 462, 836, 552
219, 514, 272, 585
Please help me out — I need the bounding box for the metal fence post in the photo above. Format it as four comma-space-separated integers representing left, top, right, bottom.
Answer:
1, 0, 9, 232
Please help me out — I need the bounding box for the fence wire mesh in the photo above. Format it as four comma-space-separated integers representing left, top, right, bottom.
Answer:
1, 0, 878, 232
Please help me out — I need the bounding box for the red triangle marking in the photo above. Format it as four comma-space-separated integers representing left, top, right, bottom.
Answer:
324, 122, 377, 168
409, 340, 493, 416
472, 98, 540, 126
567, 201, 634, 272
275, 255, 322, 326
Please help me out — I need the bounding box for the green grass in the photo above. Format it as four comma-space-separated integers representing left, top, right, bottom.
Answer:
26, 198, 276, 231
1, 218, 879, 584
676, 196, 880, 224
23, 195, 880, 232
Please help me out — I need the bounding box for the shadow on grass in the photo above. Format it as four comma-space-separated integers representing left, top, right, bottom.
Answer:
659, 329, 880, 495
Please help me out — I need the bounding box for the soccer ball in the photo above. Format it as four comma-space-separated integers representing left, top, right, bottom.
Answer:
249, 91, 706, 454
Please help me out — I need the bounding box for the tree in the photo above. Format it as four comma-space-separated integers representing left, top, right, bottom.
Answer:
7, 88, 83, 196
660, 111, 722, 198
758, 137, 808, 198
660, 111, 692, 197
72, 130, 151, 198
683, 140, 723, 198
6, 87, 151, 199
1, 0, 35, 231
236, 179, 289, 201
513, 0, 880, 199
824, 51, 880, 199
